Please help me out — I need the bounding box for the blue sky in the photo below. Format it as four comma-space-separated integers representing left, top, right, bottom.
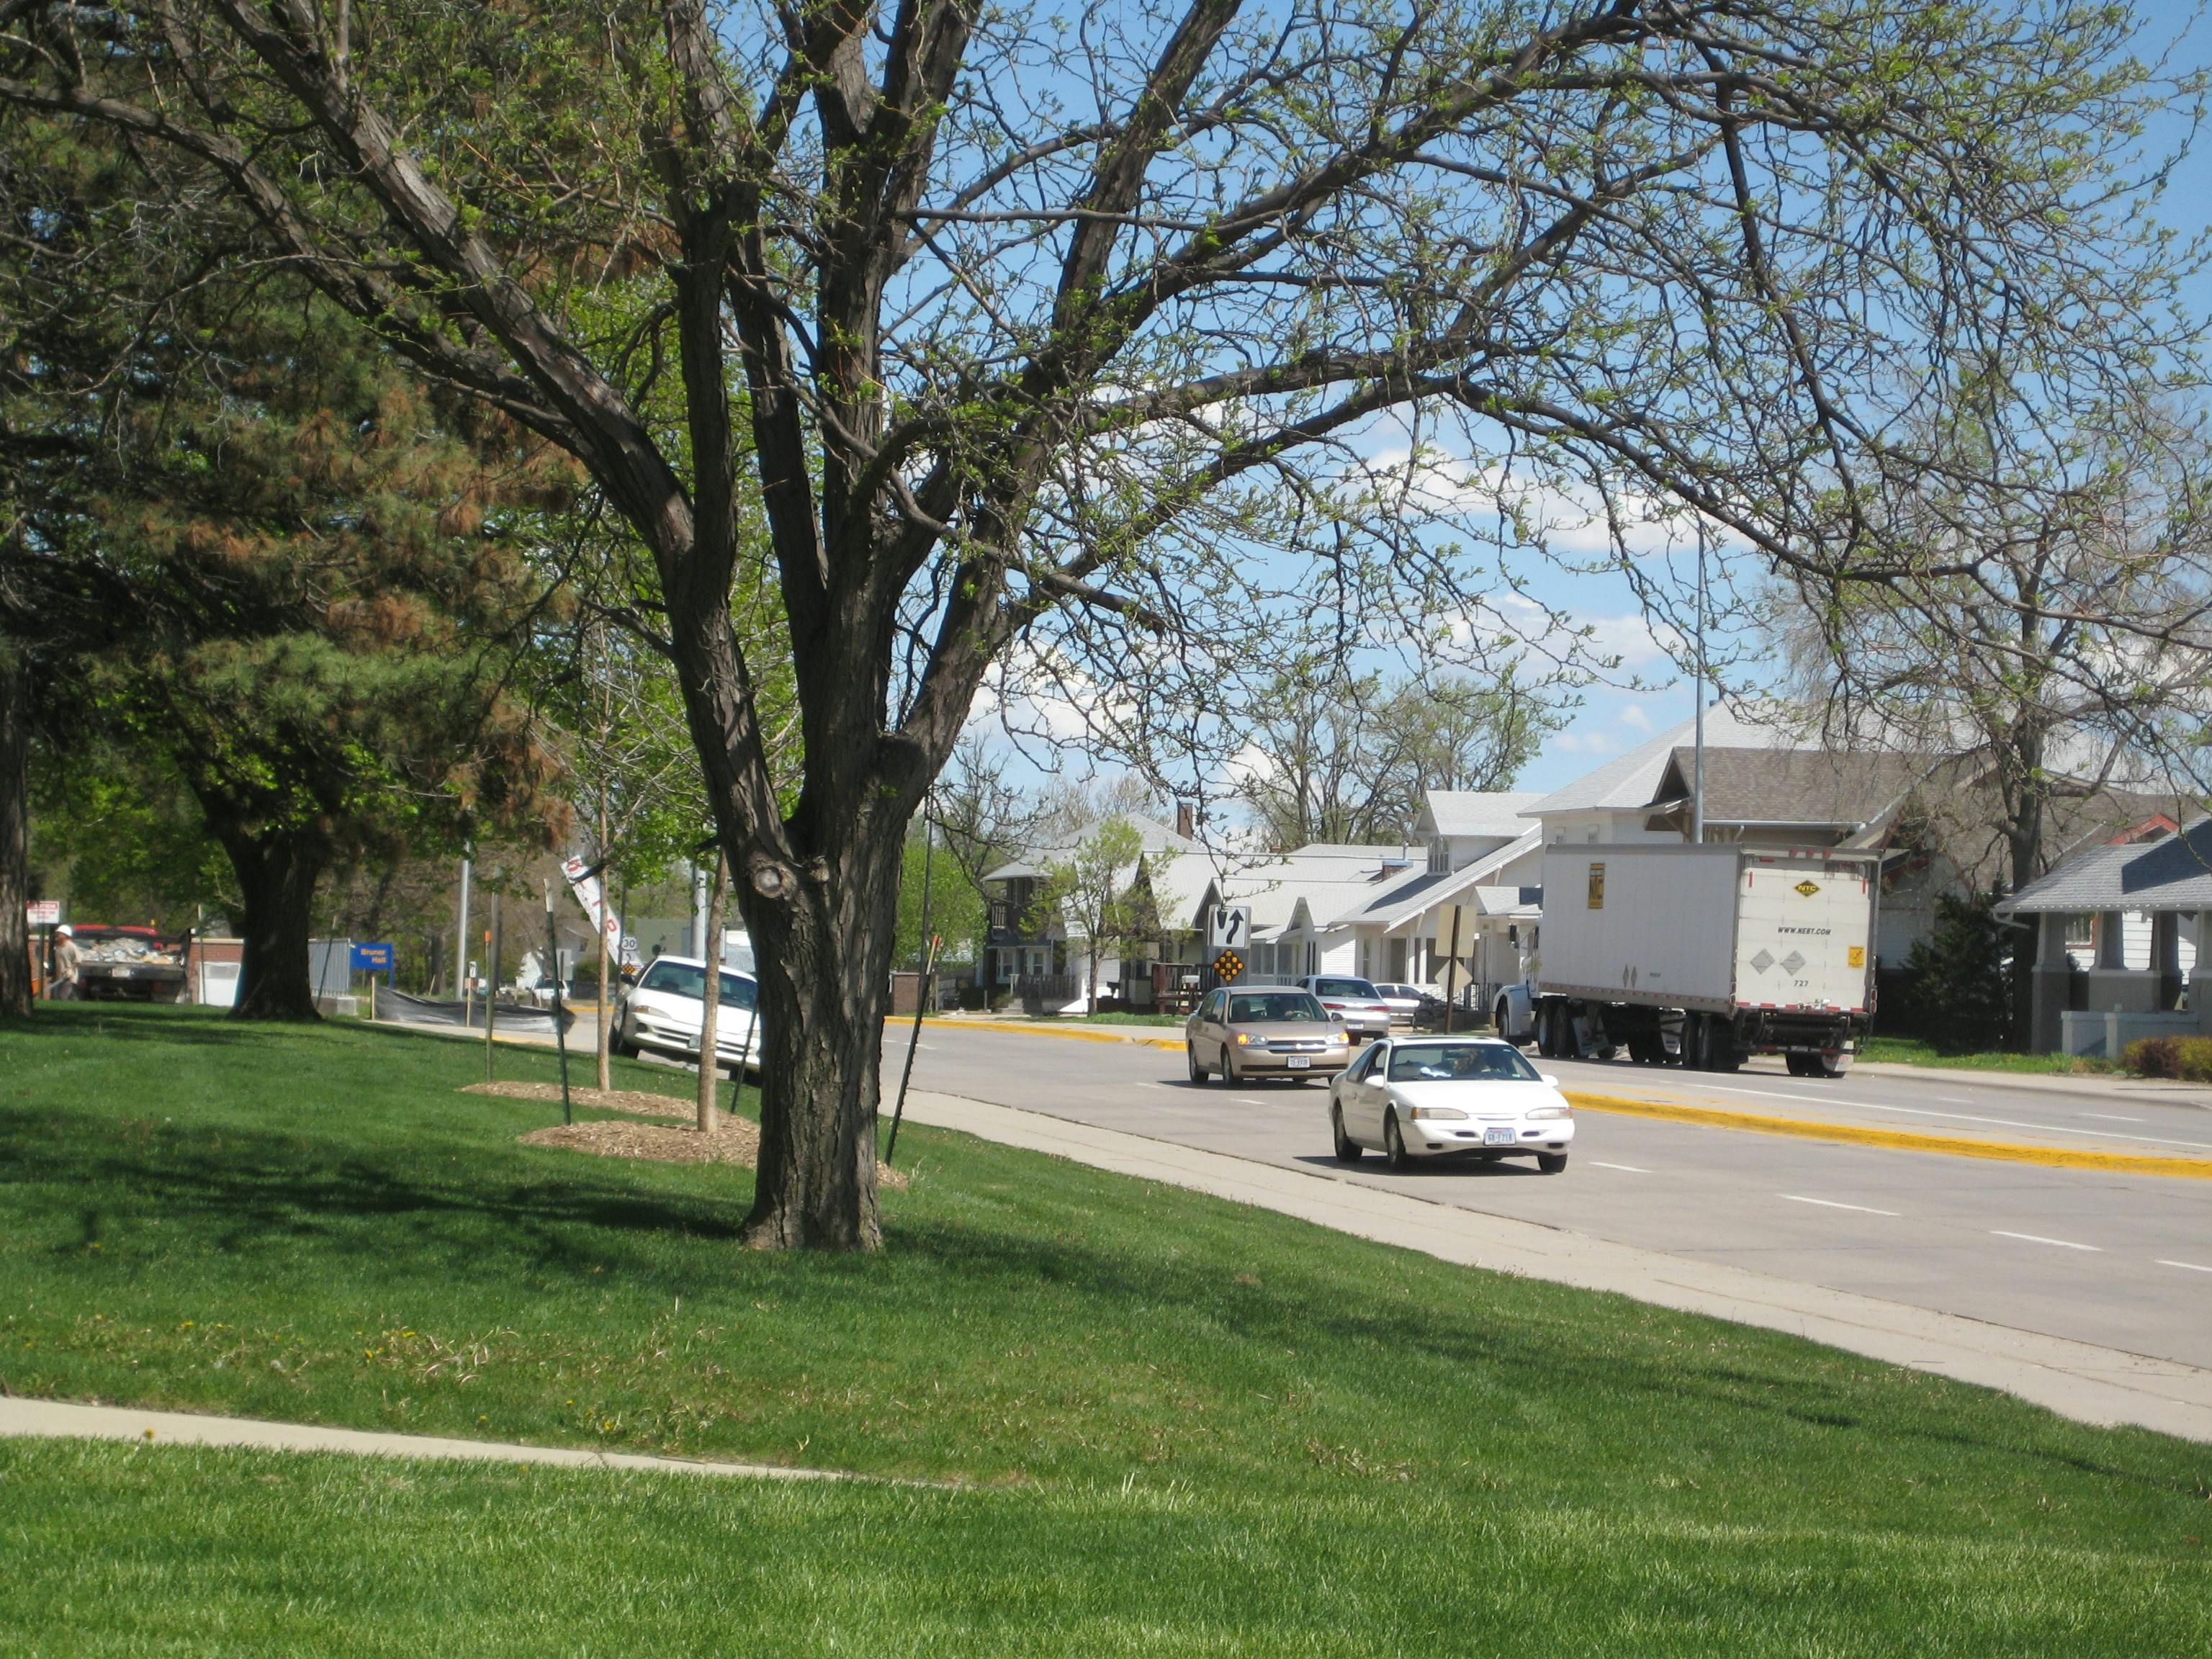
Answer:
969, 2, 2212, 809
1506, 0, 2212, 793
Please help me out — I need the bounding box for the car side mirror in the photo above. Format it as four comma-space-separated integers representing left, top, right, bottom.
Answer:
1539, 1074, 1560, 1087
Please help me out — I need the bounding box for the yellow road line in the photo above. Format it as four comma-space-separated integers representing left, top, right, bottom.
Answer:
902, 1017, 1184, 1050
1566, 1091, 2212, 1180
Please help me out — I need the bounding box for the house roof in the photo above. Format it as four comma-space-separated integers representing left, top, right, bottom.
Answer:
1185, 842, 1426, 938
982, 811, 1197, 883
2000, 819, 2212, 914
1521, 704, 1806, 817
1420, 790, 1547, 840
1643, 747, 1932, 839
1325, 825, 1545, 932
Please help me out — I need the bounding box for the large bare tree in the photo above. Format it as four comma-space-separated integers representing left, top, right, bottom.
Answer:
4, 0, 2195, 1246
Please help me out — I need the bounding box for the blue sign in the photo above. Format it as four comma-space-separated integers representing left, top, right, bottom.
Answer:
351, 942, 395, 974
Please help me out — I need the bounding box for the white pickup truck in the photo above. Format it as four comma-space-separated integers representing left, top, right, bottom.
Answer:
1496, 845, 1879, 1075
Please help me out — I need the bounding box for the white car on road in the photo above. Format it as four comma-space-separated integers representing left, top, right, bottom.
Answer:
611, 955, 761, 1073
1329, 1036, 1573, 1173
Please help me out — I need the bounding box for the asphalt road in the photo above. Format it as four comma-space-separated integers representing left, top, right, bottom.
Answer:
886, 1022, 2212, 1372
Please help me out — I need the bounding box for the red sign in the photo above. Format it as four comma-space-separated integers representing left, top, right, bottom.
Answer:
25, 900, 60, 927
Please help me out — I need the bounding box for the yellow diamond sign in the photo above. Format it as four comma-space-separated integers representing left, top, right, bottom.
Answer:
1794, 880, 1820, 897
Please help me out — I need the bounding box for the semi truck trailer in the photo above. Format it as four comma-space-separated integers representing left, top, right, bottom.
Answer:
1525, 845, 1879, 1075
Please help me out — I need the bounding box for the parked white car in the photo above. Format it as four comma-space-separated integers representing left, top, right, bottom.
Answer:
1328, 1036, 1573, 1173
611, 955, 761, 1072
1295, 974, 1394, 1041
1369, 982, 1427, 1025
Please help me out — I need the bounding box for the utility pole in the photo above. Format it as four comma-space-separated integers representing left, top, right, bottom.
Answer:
1442, 903, 1463, 1034
1692, 541, 1707, 846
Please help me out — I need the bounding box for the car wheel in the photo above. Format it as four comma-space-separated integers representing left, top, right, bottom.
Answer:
1817, 1051, 1848, 1079
1331, 1105, 1363, 1164
1224, 1049, 1244, 1086
1187, 1043, 1208, 1084
1785, 1053, 1812, 1077
1537, 1152, 1569, 1174
1384, 1112, 1412, 1172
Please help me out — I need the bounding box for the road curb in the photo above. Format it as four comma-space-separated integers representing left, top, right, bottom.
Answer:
1564, 1090, 2212, 1179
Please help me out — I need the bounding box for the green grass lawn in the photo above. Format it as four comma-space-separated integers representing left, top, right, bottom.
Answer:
2, 1007, 2207, 1655
1858, 1035, 2120, 1075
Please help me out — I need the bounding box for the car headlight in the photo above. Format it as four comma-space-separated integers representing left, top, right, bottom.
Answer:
1233, 1033, 1268, 1048
1407, 1106, 1468, 1121
1527, 1105, 1572, 1120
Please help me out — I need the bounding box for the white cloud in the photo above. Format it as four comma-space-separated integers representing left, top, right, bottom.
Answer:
1619, 703, 1654, 733
1550, 729, 1622, 756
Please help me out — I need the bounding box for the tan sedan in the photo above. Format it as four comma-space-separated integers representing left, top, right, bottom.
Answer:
1185, 986, 1354, 1086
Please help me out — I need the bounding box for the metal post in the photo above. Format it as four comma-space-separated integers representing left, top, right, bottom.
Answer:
485, 894, 500, 1083
886, 822, 938, 1166
1442, 904, 1463, 1034
454, 854, 473, 1017
1692, 542, 1707, 845
886, 932, 939, 1168
547, 882, 572, 1124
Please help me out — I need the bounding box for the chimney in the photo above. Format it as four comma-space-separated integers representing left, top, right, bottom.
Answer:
1176, 802, 1196, 840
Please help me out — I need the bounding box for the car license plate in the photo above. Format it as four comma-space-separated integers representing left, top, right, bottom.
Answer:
1483, 1126, 1517, 1146
111, 967, 133, 979
1285, 1056, 1311, 1070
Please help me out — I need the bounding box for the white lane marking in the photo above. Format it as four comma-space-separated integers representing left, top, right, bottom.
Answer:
2081, 1112, 2145, 1123
1937, 1096, 1974, 1104
1591, 1161, 1652, 1173
1991, 1230, 2103, 1252
1781, 1195, 1899, 1216
2156, 1259, 2212, 1274
1644, 1082, 2212, 1154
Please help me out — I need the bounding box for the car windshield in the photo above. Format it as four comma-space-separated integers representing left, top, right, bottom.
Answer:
1387, 1043, 1541, 1083
637, 961, 757, 1010
1313, 978, 1380, 999
1226, 992, 1327, 1023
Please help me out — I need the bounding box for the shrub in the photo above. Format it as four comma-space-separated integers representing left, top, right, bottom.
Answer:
1902, 892, 2013, 1051
2123, 1035, 2212, 1081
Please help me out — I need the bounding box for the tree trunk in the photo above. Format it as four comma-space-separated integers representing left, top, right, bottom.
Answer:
734, 825, 904, 1252
2001, 726, 2049, 1051
698, 850, 726, 1133
0, 644, 32, 1019
216, 827, 328, 1021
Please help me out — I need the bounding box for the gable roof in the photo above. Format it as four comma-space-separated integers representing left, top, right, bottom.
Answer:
1522, 704, 1806, 817
1325, 825, 1545, 932
1644, 747, 1933, 839
983, 811, 1198, 883
1421, 791, 1547, 840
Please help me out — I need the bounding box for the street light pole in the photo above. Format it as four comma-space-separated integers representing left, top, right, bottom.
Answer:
1692, 541, 1707, 846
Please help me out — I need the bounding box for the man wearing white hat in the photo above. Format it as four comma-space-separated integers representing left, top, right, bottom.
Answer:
49, 924, 81, 1001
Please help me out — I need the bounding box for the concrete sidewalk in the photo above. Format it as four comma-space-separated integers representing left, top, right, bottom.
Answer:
900, 1089, 2212, 1444
0, 1396, 858, 1482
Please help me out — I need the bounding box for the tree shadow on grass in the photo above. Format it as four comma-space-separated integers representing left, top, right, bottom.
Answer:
0, 1006, 294, 1048
0, 1100, 2188, 1501
0, 1106, 748, 1284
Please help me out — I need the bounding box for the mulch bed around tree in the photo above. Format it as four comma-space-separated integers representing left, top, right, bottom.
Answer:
464, 1080, 691, 1119
484, 1084, 909, 1188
